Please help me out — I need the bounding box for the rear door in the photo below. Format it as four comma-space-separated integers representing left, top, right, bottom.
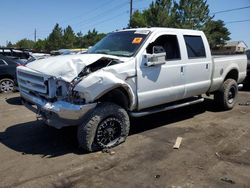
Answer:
182, 34, 212, 97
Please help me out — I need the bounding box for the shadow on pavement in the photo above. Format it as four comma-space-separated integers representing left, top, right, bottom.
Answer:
0, 121, 86, 157
0, 98, 219, 156
241, 81, 250, 92
130, 98, 218, 135
6, 96, 22, 105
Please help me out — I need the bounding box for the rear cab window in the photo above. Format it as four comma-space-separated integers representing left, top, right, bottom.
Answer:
184, 35, 206, 58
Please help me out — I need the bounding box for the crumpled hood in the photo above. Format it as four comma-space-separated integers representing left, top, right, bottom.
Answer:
26, 54, 120, 82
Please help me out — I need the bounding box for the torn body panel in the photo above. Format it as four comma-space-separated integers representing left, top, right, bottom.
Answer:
74, 60, 137, 111
26, 53, 128, 82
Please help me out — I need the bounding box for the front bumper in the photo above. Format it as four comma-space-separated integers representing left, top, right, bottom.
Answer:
20, 91, 97, 129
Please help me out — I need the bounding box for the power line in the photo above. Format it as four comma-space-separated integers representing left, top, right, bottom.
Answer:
26, 4, 250, 40
68, 0, 146, 27
27, 0, 146, 40
33, 0, 123, 38
212, 5, 250, 15
79, 11, 128, 30
59, 0, 117, 26
72, 1, 128, 27
225, 19, 250, 24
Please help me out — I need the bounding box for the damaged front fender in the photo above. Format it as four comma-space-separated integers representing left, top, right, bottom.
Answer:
73, 70, 136, 110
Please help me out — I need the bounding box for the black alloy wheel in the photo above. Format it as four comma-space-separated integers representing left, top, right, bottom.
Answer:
96, 117, 122, 148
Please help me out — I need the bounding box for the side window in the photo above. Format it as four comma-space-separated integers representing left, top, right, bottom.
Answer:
0, 59, 7, 66
184, 35, 206, 58
146, 35, 181, 60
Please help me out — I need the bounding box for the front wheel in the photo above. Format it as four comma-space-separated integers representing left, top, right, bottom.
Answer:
214, 79, 238, 110
77, 102, 130, 152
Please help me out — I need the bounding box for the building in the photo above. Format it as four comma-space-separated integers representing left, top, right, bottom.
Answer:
212, 41, 248, 55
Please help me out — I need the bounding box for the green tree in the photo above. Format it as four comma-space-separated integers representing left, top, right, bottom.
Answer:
130, 0, 175, 27
75, 31, 84, 48
34, 39, 47, 52
146, 0, 175, 27
62, 25, 76, 49
15, 39, 35, 49
130, 10, 147, 27
83, 29, 106, 47
46, 23, 63, 51
203, 20, 230, 49
174, 0, 211, 29
6, 41, 14, 48
130, 0, 230, 48
131, 0, 211, 29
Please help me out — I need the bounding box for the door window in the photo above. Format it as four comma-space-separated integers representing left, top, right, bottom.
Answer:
146, 35, 181, 60
184, 35, 206, 58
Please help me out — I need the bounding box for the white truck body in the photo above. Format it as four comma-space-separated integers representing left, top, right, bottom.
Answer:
16, 28, 247, 150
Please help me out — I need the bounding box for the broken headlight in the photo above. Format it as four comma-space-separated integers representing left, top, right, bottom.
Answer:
70, 91, 86, 105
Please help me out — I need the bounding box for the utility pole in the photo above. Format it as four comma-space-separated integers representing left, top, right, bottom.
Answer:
34, 29, 37, 42
129, 0, 133, 27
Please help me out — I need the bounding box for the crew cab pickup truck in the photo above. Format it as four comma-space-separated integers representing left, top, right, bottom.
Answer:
17, 28, 247, 151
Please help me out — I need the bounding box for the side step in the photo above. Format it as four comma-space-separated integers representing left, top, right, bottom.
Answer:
130, 97, 204, 117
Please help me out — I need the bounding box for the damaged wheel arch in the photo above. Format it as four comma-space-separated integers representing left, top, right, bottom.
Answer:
73, 70, 137, 111
95, 86, 133, 110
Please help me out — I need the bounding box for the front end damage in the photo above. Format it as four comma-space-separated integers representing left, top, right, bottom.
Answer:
17, 54, 136, 128
21, 91, 97, 128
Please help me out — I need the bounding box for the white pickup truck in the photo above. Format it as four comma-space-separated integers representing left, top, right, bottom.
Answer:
17, 28, 247, 151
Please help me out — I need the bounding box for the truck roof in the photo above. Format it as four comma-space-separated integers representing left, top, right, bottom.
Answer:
119, 27, 204, 35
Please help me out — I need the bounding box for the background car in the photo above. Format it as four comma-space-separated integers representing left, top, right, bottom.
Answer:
246, 50, 250, 77
0, 48, 32, 63
0, 55, 24, 92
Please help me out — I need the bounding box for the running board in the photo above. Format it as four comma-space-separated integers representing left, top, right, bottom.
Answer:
130, 97, 204, 117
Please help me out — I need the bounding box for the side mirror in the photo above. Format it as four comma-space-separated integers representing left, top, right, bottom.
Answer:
145, 46, 166, 66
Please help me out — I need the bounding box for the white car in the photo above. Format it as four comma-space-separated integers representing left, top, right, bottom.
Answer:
17, 28, 247, 151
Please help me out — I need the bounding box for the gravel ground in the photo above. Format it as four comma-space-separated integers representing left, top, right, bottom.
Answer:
0, 88, 250, 188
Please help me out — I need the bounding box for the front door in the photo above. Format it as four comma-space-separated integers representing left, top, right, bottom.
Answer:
137, 33, 185, 110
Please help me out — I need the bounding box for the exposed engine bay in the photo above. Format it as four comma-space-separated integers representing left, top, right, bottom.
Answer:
66, 57, 121, 104
77, 57, 121, 78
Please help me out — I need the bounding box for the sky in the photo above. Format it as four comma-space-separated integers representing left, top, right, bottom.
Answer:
0, 0, 249, 48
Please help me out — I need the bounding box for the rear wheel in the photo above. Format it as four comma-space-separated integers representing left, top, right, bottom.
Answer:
0, 78, 15, 93
214, 79, 238, 110
77, 102, 130, 152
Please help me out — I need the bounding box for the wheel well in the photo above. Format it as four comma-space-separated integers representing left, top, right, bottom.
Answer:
0, 74, 14, 80
98, 87, 130, 110
224, 69, 238, 82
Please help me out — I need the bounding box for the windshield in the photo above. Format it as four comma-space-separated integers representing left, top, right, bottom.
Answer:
88, 30, 149, 57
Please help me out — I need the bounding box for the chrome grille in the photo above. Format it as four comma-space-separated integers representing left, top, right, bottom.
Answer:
17, 68, 47, 95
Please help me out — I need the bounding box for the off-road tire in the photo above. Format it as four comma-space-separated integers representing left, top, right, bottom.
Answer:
77, 102, 130, 152
214, 79, 238, 110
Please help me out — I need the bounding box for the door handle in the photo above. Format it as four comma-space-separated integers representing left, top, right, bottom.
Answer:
181, 66, 184, 73
206, 64, 208, 69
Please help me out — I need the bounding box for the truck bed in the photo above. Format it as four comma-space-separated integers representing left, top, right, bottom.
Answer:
209, 54, 247, 92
